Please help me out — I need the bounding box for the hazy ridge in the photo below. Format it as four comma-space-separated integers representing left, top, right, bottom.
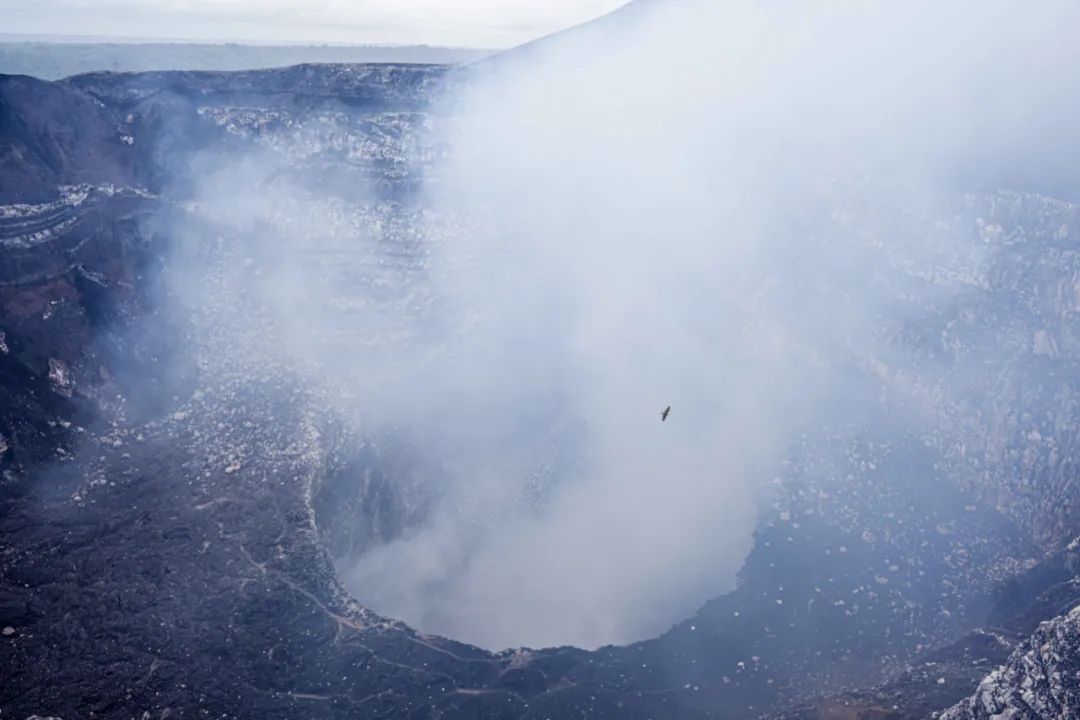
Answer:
0, 39, 491, 80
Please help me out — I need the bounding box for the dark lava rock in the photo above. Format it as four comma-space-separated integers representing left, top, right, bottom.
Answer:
0, 75, 140, 203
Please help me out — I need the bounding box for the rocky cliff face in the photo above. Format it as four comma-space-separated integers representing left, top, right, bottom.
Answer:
938, 605, 1080, 720
0, 75, 148, 203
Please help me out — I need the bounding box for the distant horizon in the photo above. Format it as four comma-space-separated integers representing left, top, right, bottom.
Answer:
0, 31, 496, 51
0, 34, 494, 80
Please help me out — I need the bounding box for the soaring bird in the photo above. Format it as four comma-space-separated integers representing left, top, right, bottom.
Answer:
662, 406, 671, 422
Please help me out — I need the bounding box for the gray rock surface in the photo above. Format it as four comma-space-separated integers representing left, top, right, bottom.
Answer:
938, 606, 1080, 720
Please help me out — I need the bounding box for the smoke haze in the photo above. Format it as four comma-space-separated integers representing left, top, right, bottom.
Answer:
172, 0, 1080, 650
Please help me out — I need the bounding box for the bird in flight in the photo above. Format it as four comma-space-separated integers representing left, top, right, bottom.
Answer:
662, 406, 671, 422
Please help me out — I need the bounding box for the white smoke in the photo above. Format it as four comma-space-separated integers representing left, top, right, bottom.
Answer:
179, 0, 1080, 650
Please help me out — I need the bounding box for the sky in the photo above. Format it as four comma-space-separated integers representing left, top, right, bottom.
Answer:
0, 0, 631, 48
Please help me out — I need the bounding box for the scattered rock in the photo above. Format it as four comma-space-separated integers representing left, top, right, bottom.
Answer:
47, 358, 74, 398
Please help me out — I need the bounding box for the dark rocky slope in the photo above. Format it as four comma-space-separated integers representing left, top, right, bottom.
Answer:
0, 75, 140, 203
938, 603, 1080, 720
